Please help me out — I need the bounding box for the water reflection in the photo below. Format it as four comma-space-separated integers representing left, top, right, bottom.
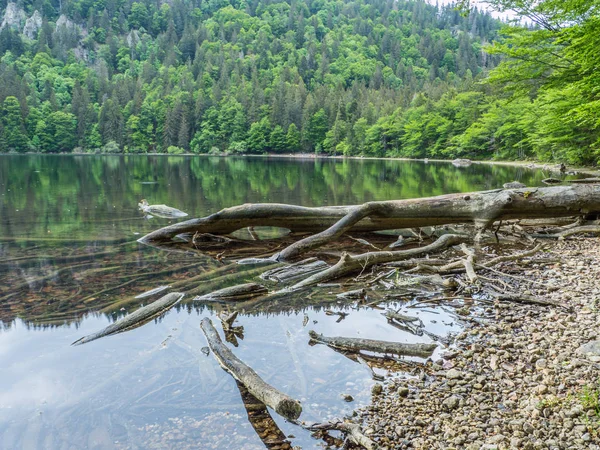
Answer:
0, 155, 538, 448
0, 302, 457, 449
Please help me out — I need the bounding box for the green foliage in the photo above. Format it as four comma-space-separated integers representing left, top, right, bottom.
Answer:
167, 145, 186, 154
285, 123, 301, 153
304, 109, 328, 152
7, 0, 597, 165
2, 96, 29, 152
247, 117, 271, 154
476, 0, 600, 164
0, 0, 501, 157
101, 140, 121, 153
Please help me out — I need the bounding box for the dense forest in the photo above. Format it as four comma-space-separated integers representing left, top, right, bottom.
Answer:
0, 0, 598, 165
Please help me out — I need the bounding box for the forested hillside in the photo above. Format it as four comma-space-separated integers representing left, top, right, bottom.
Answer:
0, 0, 501, 155
1, 0, 597, 165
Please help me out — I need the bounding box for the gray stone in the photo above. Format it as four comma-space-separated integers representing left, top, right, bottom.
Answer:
1, 3, 26, 30
442, 395, 460, 410
577, 340, 600, 357
445, 368, 463, 380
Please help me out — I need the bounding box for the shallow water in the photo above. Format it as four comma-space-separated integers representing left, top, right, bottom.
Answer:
0, 155, 548, 449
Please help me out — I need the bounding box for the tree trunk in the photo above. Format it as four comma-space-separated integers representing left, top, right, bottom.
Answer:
139, 185, 600, 244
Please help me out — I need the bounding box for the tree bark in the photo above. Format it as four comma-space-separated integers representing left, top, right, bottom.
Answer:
139, 185, 600, 244
200, 318, 302, 420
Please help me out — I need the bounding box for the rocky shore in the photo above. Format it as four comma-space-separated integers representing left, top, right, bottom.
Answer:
360, 238, 600, 449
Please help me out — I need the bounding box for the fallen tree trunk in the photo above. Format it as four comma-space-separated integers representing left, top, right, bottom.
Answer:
308, 330, 437, 357
200, 318, 302, 420
139, 185, 600, 244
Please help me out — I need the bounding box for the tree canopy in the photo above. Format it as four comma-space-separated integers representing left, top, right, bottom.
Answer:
0, 0, 597, 164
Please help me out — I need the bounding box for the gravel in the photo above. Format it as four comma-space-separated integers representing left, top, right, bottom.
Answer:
359, 238, 600, 449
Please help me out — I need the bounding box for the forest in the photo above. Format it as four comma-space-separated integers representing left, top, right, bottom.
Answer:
0, 0, 598, 165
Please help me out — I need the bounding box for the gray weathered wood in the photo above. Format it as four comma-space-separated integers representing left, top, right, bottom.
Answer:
72, 292, 184, 345
193, 283, 268, 302
200, 318, 302, 420
308, 330, 437, 358
139, 185, 600, 245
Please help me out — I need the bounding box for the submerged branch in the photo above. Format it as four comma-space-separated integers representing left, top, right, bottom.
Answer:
308, 330, 437, 358
200, 317, 302, 420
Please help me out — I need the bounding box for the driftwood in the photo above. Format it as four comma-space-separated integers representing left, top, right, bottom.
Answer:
260, 257, 329, 283
304, 420, 377, 450
291, 234, 466, 288
336, 288, 367, 300
555, 225, 600, 239
139, 185, 600, 246
193, 283, 268, 302
72, 292, 184, 345
134, 285, 171, 299
308, 330, 437, 358
200, 318, 302, 420
542, 178, 562, 185
356, 354, 385, 381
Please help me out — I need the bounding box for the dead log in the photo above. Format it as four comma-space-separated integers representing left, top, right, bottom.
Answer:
139, 185, 600, 244
460, 244, 478, 283
555, 225, 600, 239
200, 318, 302, 420
193, 283, 268, 302
308, 330, 437, 358
356, 354, 385, 381
569, 178, 600, 184
291, 234, 466, 288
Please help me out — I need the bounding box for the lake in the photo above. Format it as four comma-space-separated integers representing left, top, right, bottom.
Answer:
0, 155, 547, 449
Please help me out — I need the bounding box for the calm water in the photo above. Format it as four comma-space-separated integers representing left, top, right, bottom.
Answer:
0, 155, 547, 449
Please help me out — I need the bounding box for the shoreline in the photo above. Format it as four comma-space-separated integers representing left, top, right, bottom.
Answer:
1, 151, 599, 176
358, 237, 600, 449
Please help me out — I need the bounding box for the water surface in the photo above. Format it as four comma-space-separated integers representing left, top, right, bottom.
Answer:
0, 155, 546, 449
